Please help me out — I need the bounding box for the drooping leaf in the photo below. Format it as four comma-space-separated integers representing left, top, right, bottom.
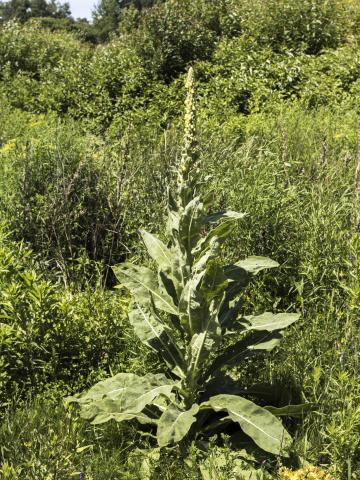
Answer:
232, 256, 279, 275
67, 373, 175, 425
129, 303, 186, 377
113, 263, 178, 315
264, 404, 315, 418
157, 404, 199, 447
206, 394, 292, 455
242, 312, 300, 332
203, 211, 246, 224
91, 411, 154, 426
209, 331, 284, 374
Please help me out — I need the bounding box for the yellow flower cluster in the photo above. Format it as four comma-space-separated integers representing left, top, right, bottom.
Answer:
0, 140, 16, 154
278, 465, 334, 480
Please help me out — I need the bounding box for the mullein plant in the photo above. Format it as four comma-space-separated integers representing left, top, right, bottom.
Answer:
68, 68, 302, 456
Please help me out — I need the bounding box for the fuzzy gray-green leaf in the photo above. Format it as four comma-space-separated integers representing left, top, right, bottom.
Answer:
129, 302, 186, 376
203, 211, 246, 224
242, 312, 300, 332
140, 229, 174, 271
67, 373, 175, 425
157, 404, 199, 447
233, 256, 279, 274
206, 394, 292, 455
113, 263, 178, 315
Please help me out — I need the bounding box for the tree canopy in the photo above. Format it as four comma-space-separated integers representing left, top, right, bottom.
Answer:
0, 0, 71, 22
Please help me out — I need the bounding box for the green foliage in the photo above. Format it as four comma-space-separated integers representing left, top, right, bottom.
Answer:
0, 0, 71, 24
0, 111, 171, 281
128, 0, 221, 80
0, 223, 147, 408
222, 0, 353, 54
0, 1, 360, 477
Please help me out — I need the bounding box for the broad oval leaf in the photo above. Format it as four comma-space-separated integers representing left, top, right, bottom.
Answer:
129, 302, 186, 377
233, 256, 279, 274
203, 211, 246, 224
264, 403, 315, 418
67, 373, 176, 424
140, 230, 174, 271
157, 404, 199, 447
206, 394, 292, 455
113, 263, 178, 315
242, 312, 300, 332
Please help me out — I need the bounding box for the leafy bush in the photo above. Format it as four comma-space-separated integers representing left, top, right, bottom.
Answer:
0, 20, 91, 113
0, 223, 146, 408
125, 0, 221, 80
222, 0, 355, 54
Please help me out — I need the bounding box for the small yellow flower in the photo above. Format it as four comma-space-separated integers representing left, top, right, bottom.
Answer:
0, 140, 16, 154
278, 465, 335, 480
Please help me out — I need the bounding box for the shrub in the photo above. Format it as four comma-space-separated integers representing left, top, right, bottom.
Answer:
0, 222, 146, 408
222, 0, 355, 54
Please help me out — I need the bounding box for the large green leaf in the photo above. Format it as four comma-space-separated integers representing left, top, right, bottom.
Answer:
242, 312, 300, 332
178, 243, 223, 336
91, 411, 154, 426
209, 331, 283, 374
206, 394, 292, 455
188, 331, 214, 377
67, 373, 175, 424
129, 302, 186, 377
140, 230, 174, 271
265, 404, 315, 418
113, 263, 178, 315
201, 263, 228, 304
203, 211, 246, 224
178, 196, 204, 259
223, 256, 279, 296
141, 230, 182, 299
157, 404, 199, 447
193, 221, 235, 258
179, 279, 207, 336
232, 256, 279, 274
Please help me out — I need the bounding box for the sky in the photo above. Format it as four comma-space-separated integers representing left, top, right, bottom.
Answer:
68, 0, 97, 21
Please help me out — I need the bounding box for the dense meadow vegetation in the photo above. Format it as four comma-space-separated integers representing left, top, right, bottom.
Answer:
0, 0, 359, 478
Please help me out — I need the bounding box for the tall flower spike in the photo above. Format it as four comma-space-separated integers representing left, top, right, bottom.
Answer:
177, 67, 199, 208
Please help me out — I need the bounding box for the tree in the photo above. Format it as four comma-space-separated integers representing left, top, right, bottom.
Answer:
0, 0, 71, 23
92, 0, 155, 41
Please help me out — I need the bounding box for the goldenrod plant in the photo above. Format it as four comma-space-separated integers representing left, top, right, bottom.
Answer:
278, 465, 335, 480
68, 68, 302, 456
